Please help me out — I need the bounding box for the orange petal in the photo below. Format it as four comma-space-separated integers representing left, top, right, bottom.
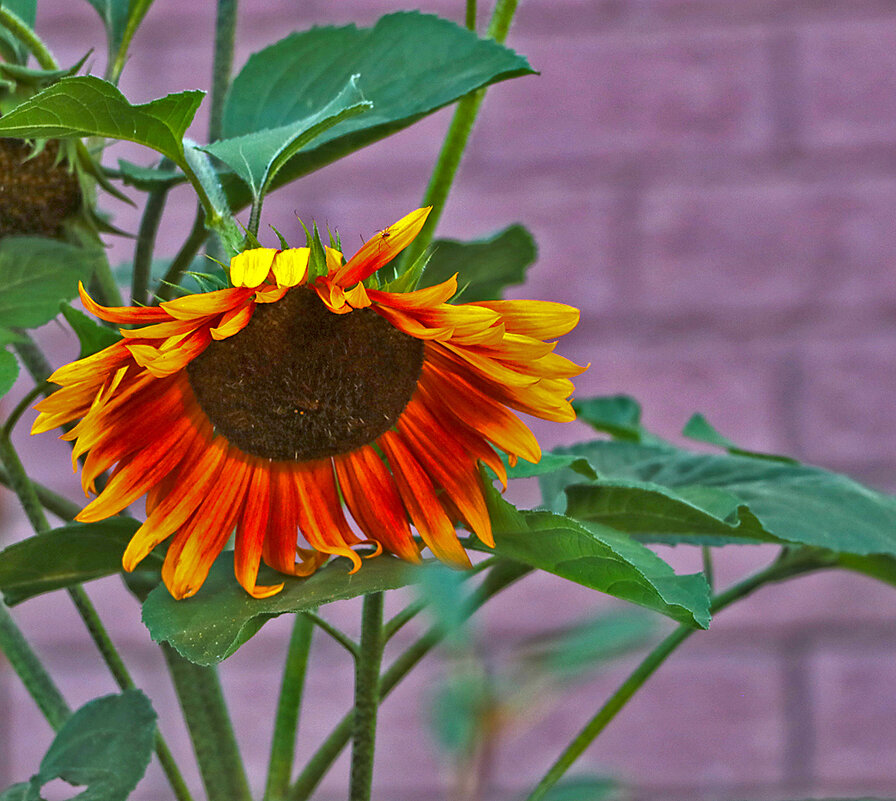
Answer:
210, 300, 255, 340
234, 459, 284, 598
161, 287, 252, 320
333, 447, 420, 563
379, 431, 472, 567
79, 283, 170, 324
331, 207, 431, 287
367, 274, 458, 310
161, 452, 253, 599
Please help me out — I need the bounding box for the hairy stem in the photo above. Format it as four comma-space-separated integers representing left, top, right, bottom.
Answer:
162, 644, 253, 801
349, 592, 385, 801
155, 205, 209, 302
132, 179, 171, 306
0, 6, 58, 69
265, 614, 314, 801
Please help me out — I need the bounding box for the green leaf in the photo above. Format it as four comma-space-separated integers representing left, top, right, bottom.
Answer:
479, 485, 712, 629
543, 440, 896, 557
142, 554, 416, 665
0, 76, 204, 170
505, 451, 597, 482
60, 303, 121, 358
682, 412, 798, 463
221, 11, 534, 204
0, 348, 18, 399
0, 238, 101, 329
204, 76, 371, 203
0, 518, 162, 606
419, 225, 537, 302
22, 690, 156, 801
572, 395, 660, 443
116, 158, 184, 191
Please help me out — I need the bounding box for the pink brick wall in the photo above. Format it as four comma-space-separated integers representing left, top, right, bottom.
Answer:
3, 1, 896, 799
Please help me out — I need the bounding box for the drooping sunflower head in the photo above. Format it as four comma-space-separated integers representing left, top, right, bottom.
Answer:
33, 208, 586, 599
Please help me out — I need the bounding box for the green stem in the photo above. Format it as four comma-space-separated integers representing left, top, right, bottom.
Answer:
288, 561, 529, 801
465, 0, 477, 30
132, 176, 172, 306
349, 592, 385, 801
155, 205, 209, 302
524, 550, 830, 801
398, 0, 519, 271
162, 644, 252, 801
0, 435, 50, 533
0, 6, 58, 69
89, 249, 126, 309
305, 611, 359, 658
2, 385, 47, 438
701, 546, 714, 592
0, 467, 81, 521
0, 602, 70, 730
265, 614, 314, 801
11, 334, 53, 389
209, 0, 237, 143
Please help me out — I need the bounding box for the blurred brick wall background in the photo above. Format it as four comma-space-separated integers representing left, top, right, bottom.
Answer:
3, 1, 896, 799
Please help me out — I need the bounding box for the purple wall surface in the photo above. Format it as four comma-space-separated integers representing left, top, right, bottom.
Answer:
3, 2, 896, 800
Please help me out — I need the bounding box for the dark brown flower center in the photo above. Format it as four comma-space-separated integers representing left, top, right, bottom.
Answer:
186, 286, 424, 461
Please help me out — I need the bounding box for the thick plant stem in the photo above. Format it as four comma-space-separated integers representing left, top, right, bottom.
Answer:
524, 552, 830, 801
0, 603, 70, 730
465, 0, 477, 29
11, 335, 53, 388
163, 644, 252, 801
265, 615, 314, 801
0, 6, 58, 69
349, 592, 385, 801
289, 561, 529, 801
398, 0, 519, 271
209, 0, 238, 143
0, 467, 80, 521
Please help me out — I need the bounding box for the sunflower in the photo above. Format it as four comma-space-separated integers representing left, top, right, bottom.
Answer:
33, 208, 585, 599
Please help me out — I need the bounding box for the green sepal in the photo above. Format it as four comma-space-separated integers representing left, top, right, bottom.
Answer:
302, 220, 329, 281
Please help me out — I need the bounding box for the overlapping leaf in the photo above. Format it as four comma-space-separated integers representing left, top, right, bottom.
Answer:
220, 12, 534, 205
478, 486, 712, 629
0, 76, 203, 169
0, 349, 18, 399
542, 440, 896, 557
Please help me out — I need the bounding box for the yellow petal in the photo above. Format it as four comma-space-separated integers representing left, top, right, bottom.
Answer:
230, 248, 278, 287
272, 248, 309, 287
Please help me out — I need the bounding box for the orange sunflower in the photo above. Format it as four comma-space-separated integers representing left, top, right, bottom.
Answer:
33, 208, 584, 599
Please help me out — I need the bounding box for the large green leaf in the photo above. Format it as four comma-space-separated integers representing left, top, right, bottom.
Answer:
142, 554, 416, 665
10, 691, 155, 801
0, 76, 203, 170
0, 349, 18, 399
204, 76, 371, 203
478, 486, 712, 629
419, 225, 537, 302
542, 440, 896, 557
0, 238, 101, 329
221, 11, 534, 205
0, 518, 162, 606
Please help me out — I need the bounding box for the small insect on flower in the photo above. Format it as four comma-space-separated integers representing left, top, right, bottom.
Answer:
33, 207, 585, 600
